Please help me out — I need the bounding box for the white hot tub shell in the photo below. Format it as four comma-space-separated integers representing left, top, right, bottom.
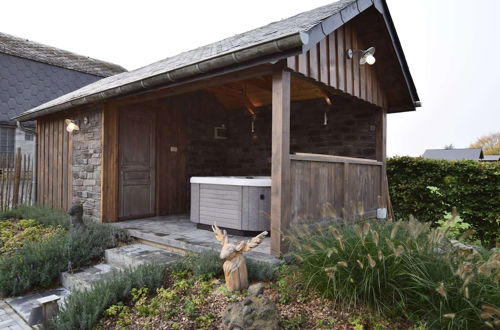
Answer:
190, 176, 271, 233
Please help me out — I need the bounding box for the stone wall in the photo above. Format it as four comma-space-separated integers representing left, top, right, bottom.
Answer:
71, 108, 102, 221
185, 93, 379, 177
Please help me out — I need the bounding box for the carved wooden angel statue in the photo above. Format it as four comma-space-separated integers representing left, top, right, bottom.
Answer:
212, 224, 268, 292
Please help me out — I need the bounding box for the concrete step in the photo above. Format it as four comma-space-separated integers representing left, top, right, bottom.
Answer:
61, 263, 122, 291
105, 243, 180, 269
5, 287, 70, 324
131, 230, 280, 266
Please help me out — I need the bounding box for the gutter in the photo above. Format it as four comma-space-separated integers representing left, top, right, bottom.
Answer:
15, 33, 308, 122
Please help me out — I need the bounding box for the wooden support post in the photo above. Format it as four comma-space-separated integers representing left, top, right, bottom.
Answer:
376, 108, 391, 216
270, 69, 291, 258
101, 104, 120, 222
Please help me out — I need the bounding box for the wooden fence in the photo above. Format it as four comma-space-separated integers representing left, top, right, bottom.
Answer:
289, 153, 384, 224
0, 148, 35, 210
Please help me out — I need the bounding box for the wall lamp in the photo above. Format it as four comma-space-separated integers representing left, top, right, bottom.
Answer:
346, 47, 376, 65
65, 119, 80, 133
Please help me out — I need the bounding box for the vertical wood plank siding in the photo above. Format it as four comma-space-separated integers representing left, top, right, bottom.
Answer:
37, 116, 73, 211
289, 155, 383, 223
287, 21, 387, 108
102, 104, 119, 222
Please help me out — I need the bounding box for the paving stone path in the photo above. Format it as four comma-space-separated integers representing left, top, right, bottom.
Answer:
3, 243, 180, 329
0, 300, 31, 330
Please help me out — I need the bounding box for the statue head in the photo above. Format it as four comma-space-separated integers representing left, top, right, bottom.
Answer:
212, 224, 268, 261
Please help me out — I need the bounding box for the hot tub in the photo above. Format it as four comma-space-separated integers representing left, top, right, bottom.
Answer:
190, 176, 271, 234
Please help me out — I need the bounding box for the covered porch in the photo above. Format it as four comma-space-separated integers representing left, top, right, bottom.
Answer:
100, 62, 388, 258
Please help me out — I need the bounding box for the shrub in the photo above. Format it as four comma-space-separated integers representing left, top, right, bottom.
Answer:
288, 219, 500, 329
387, 157, 500, 247
48, 263, 166, 330
0, 221, 129, 296
0, 205, 70, 229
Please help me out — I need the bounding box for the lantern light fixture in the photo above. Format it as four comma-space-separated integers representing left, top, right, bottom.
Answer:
65, 119, 79, 133
346, 47, 376, 65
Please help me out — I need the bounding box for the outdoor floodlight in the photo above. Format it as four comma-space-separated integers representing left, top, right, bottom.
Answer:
65, 119, 80, 133
346, 47, 376, 65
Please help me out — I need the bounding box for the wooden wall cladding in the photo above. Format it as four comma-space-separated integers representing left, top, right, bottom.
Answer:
101, 104, 119, 222
287, 22, 387, 109
289, 155, 383, 224
36, 116, 72, 211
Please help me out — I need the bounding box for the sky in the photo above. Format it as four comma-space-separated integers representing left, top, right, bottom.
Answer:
1, 0, 498, 156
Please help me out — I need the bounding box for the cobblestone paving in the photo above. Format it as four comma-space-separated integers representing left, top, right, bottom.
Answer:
0, 300, 31, 330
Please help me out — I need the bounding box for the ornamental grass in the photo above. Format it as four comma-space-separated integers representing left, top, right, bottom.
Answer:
286, 218, 499, 329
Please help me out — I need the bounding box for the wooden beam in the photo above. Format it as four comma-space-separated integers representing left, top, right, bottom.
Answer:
376, 107, 388, 209
270, 69, 291, 258
113, 65, 275, 107
206, 85, 257, 116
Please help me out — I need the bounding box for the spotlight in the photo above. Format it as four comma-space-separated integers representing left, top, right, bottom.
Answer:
65, 119, 79, 133
346, 47, 376, 65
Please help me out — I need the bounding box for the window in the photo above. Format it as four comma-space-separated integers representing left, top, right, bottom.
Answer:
0, 127, 15, 155
25, 133, 34, 141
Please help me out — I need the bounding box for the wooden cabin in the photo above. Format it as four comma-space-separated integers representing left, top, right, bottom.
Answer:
15, 0, 420, 257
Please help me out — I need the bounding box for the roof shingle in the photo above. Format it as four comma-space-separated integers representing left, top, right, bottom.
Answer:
16, 0, 357, 120
0, 32, 127, 77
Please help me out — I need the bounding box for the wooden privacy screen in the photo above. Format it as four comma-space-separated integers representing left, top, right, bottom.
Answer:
287, 21, 387, 109
289, 154, 383, 224
37, 116, 73, 211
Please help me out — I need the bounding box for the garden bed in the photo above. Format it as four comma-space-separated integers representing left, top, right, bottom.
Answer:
95, 271, 410, 330
0, 218, 65, 255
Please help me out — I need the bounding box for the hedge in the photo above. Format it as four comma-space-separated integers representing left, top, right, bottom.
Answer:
387, 157, 499, 247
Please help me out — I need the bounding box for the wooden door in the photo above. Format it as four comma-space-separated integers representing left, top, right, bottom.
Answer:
119, 108, 156, 219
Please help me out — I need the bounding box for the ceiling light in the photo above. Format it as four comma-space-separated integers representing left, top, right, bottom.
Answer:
65, 119, 79, 133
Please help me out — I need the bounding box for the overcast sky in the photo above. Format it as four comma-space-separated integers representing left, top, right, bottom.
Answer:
1, 0, 498, 156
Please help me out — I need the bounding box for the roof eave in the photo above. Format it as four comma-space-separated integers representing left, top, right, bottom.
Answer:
15, 33, 306, 122
374, 0, 420, 109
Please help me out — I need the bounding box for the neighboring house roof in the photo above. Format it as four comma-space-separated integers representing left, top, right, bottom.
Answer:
0, 32, 127, 125
0, 32, 126, 77
482, 155, 500, 162
16, 0, 420, 122
422, 148, 484, 161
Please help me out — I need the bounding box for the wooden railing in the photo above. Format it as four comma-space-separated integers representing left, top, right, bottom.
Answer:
289, 153, 383, 223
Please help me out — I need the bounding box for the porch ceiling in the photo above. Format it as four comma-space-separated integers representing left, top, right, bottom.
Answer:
205, 75, 330, 111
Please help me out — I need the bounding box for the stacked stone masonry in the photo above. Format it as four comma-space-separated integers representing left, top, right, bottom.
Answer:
71, 108, 102, 221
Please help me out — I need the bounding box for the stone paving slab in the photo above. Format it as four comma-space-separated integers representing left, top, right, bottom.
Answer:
112, 216, 279, 266
5, 287, 70, 323
105, 244, 180, 269
61, 263, 122, 291
0, 300, 32, 329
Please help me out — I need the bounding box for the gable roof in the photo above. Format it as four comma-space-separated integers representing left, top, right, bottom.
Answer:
15, 0, 419, 122
482, 155, 500, 162
0, 32, 126, 77
422, 148, 484, 161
